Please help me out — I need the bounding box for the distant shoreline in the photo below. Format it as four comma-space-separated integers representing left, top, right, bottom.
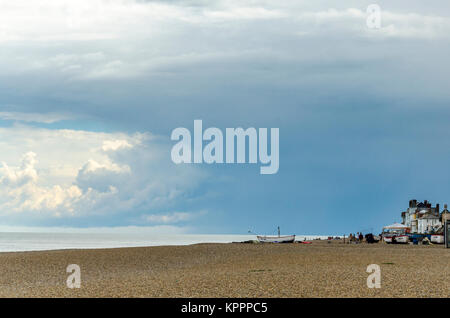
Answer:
0, 232, 337, 253
0, 237, 341, 254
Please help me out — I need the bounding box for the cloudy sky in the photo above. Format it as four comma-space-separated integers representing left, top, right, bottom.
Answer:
0, 0, 449, 235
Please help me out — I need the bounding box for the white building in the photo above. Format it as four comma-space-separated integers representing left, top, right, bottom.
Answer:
401, 199, 442, 234
417, 214, 441, 234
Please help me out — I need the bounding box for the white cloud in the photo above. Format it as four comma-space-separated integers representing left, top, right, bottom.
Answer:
143, 211, 204, 224
0, 0, 448, 81
295, 8, 450, 39
204, 6, 286, 20
0, 224, 188, 234
1, 152, 38, 186
102, 139, 133, 152
0, 125, 137, 185
0, 151, 82, 215
0, 125, 205, 222
0, 111, 72, 123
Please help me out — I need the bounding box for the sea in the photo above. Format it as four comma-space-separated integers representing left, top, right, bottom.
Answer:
0, 232, 332, 252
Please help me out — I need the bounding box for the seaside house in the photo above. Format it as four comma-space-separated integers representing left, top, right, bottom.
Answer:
417, 214, 441, 234
401, 199, 444, 234
441, 205, 450, 225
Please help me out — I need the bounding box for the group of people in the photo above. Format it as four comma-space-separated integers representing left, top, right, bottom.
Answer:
348, 232, 364, 243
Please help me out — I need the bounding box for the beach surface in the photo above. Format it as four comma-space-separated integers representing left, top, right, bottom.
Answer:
0, 241, 448, 297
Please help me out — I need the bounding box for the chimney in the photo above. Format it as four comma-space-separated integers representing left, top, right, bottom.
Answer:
436, 204, 440, 215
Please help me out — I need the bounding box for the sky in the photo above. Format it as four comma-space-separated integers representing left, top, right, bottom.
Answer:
0, 0, 450, 235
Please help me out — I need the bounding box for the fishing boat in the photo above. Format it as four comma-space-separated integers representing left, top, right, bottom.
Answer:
382, 223, 410, 244
257, 227, 295, 243
430, 234, 444, 244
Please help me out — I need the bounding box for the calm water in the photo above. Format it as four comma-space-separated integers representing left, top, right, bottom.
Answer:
0, 232, 331, 252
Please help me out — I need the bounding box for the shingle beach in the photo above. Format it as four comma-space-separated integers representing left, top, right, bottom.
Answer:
0, 241, 448, 297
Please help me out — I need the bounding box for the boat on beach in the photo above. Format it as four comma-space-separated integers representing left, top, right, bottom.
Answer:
430, 234, 444, 244
256, 227, 295, 243
382, 223, 410, 244
257, 235, 296, 243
